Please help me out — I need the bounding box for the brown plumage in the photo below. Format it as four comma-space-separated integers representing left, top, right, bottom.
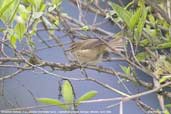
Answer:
69, 38, 124, 65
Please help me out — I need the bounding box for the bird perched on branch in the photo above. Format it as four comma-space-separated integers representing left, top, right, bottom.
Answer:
68, 36, 125, 65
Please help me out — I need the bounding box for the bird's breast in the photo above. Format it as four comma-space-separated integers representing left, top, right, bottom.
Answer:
72, 49, 103, 64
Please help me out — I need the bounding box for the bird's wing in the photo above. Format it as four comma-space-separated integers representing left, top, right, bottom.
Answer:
69, 39, 101, 51
81, 39, 104, 49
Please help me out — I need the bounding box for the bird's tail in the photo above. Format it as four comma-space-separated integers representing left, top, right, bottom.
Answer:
106, 37, 125, 54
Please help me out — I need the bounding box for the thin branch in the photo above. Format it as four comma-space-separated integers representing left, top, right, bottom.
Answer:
123, 81, 171, 102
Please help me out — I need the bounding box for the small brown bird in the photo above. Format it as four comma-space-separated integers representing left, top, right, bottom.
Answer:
69, 37, 124, 65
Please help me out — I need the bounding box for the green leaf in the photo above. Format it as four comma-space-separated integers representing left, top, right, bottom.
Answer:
54, 16, 60, 26
144, 28, 157, 38
109, 2, 131, 28
136, 8, 147, 39
39, 3, 46, 12
148, 14, 155, 23
157, 42, 171, 49
139, 39, 150, 47
136, 52, 149, 61
159, 76, 168, 83
0, 0, 20, 24
8, 0, 20, 24
0, 0, 15, 19
129, 8, 141, 30
120, 65, 131, 75
62, 80, 74, 104
14, 23, 26, 41
76, 91, 97, 106
125, 1, 134, 9
81, 25, 89, 31
164, 109, 170, 114
165, 104, 171, 108
18, 4, 30, 21
27, 0, 36, 6
10, 34, 17, 48
37, 98, 67, 110
0, 0, 4, 8
27, 0, 44, 11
